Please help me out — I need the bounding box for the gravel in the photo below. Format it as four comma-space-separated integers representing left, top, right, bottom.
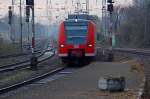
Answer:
0, 55, 63, 89
0, 61, 143, 99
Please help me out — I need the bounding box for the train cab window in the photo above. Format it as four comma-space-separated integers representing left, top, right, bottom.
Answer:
64, 20, 88, 44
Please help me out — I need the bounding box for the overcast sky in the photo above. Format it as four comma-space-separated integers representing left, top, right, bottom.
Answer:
0, 0, 133, 24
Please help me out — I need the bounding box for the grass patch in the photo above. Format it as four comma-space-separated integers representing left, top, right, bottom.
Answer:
0, 42, 21, 55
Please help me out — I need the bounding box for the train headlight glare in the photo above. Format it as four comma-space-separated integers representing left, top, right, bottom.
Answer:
60, 44, 64, 47
88, 44, 92, 47
75, 19, 78, 22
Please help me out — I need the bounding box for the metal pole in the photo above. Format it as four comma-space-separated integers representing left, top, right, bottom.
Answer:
105, 2, 107, 39
76, 0, 80, 14
47, 0, 49, 38
86, 0, 89, 14
102, 0, 108, 42
110, 12, 113, 47
31, 6, 35, 54
28, 22, 30, 43
47, 0, 52, 39
12, 0, 14, 14
102, 0, 106, 37
11, 0, 14, 42
46, 0, 49, 46
144, 0, 147, 45
77, 0, 79, 14
20, 0, 23, 51
30, 4, 38, 70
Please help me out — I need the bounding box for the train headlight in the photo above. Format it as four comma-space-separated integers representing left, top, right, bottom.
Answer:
88, 44, 93, 47
60, 44, 65, 48
75, 19, 78, 22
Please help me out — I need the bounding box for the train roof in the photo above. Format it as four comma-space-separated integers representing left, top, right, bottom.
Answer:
65, 14, 95, 24
65, 19, 89, 22
68, 14, 89, 20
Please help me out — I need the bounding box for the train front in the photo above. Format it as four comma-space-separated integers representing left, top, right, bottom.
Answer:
58, 19, 95, 64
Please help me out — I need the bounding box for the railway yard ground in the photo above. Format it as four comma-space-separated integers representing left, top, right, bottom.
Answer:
1, 0, 150, 99
0, 50, 148, 99
0, 51, 57, 88
0, 54, 33, 67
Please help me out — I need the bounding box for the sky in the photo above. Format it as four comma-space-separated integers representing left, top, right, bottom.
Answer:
0, 0, 133, 24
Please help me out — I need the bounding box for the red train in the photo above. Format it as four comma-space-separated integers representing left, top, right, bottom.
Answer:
58, 18, 95, 64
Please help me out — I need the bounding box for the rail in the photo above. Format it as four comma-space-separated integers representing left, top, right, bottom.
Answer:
0, 49, 55, 73
0, 66, 66, 94
112, 48, 150, 56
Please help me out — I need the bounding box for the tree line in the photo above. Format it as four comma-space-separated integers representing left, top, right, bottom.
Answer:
116, 0, 150, 48
0, 15, 56, 43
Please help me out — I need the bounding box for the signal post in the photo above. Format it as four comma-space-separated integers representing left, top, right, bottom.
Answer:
107, 0, 114, 61
107, 0, 114, 47
26, 0, 38, 70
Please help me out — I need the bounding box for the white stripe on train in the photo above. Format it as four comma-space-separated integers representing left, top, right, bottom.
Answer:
58, 53, 95, 57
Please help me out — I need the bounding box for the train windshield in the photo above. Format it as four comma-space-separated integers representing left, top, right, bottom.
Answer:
65, 21, 88, 44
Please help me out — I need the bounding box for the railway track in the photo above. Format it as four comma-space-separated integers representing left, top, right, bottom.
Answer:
0, 47, 148, 96
0, 54, 85, 95
0, 47, 146, 98
0, 50, 55, 73
0, 43, 48, 59
97, 47, 150, 56
0, 50, 42, 59
113, 48, 150, 56
0, 63, 83, 95
0, 66, 66, 94
0, 48, 49, 68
